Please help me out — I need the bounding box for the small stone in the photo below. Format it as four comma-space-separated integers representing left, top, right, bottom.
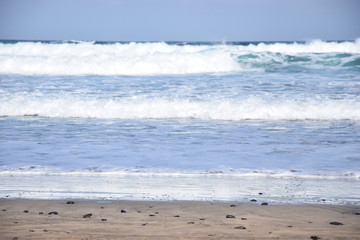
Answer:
199, 218, 205, 220
29, 230, 35, 232
234, 226, 246, 229
83, 213, 92, 218
241, 218, 247, 220
330, 221, 343, 226
149, 214, 155, 217
43, 229, 48, 232
174, 215, 180, 217
226, 214, 236, 218
66, 201, 75, 204
23, 210, 29, 213
355, 212, 360, 215
48, 211, 58, 215
120, 210, 127, 213
287, 225, 293, 228
101, 219, 107, 222
2, 209, 6, 211
250, 199, 257, 202
187, 221, 195, 224
259, 193, 263, 195
39, 212, 43, 215
230, 204, 236, 207
261, 202, 268, 206
310, 236, 321, 240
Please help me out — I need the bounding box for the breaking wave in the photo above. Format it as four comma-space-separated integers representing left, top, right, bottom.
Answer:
0, 40, 359, 75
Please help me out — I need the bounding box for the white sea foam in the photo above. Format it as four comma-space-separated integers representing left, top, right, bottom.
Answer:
0, 40, 359, 75
1, 95, 359, 121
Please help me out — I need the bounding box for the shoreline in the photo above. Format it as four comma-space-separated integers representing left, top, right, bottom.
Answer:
1, 199, 359, 239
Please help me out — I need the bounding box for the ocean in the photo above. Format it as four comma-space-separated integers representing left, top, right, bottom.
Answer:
0, 40, 359, 204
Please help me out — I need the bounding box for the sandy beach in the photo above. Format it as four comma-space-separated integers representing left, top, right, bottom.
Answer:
0, 199, 359, 240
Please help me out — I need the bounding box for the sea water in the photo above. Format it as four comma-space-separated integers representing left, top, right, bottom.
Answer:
0, 40, 359, 204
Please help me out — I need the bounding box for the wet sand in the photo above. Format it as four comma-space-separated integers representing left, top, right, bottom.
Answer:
0, 199, 359, 240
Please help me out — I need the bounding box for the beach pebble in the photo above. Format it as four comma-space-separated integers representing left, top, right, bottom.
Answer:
355, 212, 360, 215
101, 218, 107, 221
234, 226, 246, 229
250, 199, 257, 202
149, 214, 155, 217
241, 217, 247, 220
39, 212, 43, 215
310, 236, 321, 240
174, 215, 180, 217
66, 201, 75, 204
261, 202, 269, 206
187, 221, 195, 224
48, 211, 58, 215
330, 221, 343, 226
120, 210, 127, 213
230, 204, 236, 207
199, 218, 205, 220
226, 214, 236, 218
83, 213, 92, 218
23, 210, 29, 213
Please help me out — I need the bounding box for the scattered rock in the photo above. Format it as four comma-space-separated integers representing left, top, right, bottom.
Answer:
226, 214, 236, 218
230, 204, 236, 207
355, 212, 360, 215
287, 225, 293, 228
120, 210, 127, 213
310, 236, 321, 240
43, 229, 48, 232
174, 215, 180, 217
48, 211, 58, 215
2, 209, 6, 211
142, 223, 147, 226
187, 222, 195, 224
199, 218, 205, 220
241, 218, 247, 220
100, 207, 104, 209
66, 201, 75, 204
83, 213, 92, 218
29, 230, 35, 232
155, 211, 159, 214
101, 219, 107, 222
259, 193, 263, 195
330, 221, 343, 226
234, 226, 246, 229
23, 210, 29, 213
12, 237, 19, 240
149, 214, 155, 217
261, 202, 268, 206
38, 212, 43, 215
250, 199, 257, 202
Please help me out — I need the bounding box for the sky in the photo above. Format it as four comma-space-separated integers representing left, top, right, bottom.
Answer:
0, 0, 359, 42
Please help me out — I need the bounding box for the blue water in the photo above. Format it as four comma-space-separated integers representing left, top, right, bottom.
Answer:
0, 40, 360, 203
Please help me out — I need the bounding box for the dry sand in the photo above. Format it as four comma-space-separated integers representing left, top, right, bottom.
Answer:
0, 199, 359, 240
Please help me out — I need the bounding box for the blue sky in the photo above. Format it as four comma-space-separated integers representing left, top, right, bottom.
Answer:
0, 0, 359, 42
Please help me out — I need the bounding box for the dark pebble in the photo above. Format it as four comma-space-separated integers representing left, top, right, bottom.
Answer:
29, 230, 35, 232
23, 210, 29, 213
83, 213, 92, 218
155, 211, 159, 214
121, 210, 127, 213
12, 237, 19, 240
250, 199, 257, 202
230, 204, 236, 207
187, 222, 195, 224
310, 236, 321, 240
355, 212, 360, 215
43, 229, 48, 232
100, 207, 104, 209
174, 215, 180, 217
226, 214, 236, 218
261, 202, 268, 206
101, 219, 107, 222
199, 218, 205, 220
2, 209, 6, 211
39, 212, 43, 215
66, 201, 75, 204
142, 223, 147, 226
330, 221, 343, 226
149, 214, 155, 217
241, 218, 247, 220
287, 225, 293, 228
48, 211, 58, 215
259, 193, 263, 195
234, 226, 246, 229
